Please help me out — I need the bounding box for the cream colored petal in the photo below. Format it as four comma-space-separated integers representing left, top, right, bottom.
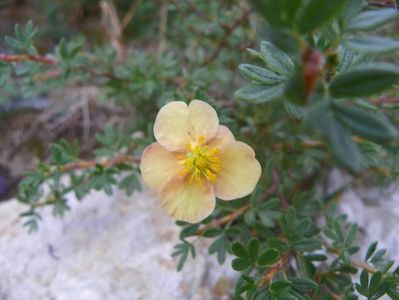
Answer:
188, 100, 219, 143
160, 175, 215, 223
214, 141, 261, 201
140, 142, 182, 191
154, 101, 190, 151
207, 125, 235, 150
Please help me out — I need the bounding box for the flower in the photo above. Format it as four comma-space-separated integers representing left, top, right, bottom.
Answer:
140, 100, 262, 223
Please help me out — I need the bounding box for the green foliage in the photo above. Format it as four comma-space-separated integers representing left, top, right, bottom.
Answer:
2, 0, 399, 299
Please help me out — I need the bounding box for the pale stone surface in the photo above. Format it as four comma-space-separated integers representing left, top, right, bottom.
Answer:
2, 171, 399, 300
0, 189, 236, 300
329, 169, 399, 262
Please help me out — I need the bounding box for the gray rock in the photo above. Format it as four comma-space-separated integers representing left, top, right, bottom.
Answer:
329, 169, 399, 263
0, 189, 236, 300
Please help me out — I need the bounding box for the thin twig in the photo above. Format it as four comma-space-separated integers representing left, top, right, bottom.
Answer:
262, 253, 291, 284
202, 9, 251, 66
322, 239, 377, 273
0, 54, 56, 64
158, 0, 169, 58
55, 155, 141, 173
196, 203, 250, 235
121, 0, 143, 30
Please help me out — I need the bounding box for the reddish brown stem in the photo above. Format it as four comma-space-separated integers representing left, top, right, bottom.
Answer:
57, 155, 141, 173
262, 254, 291, 284
0, 54, 56, 64
196, 203, 250, 235
202, 9, 251, 65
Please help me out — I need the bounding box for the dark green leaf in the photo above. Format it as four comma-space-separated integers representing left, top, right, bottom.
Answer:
284, 101, 305, 119
232, 258, 251, 271
202, 227, 222, 238
291, 277, 318, 292
238, 64, 285, 85
267, 238, 289, 252
249, 0, 289, 28
180, 224, 199, 238
258, 248, 280, 266
346, 9, 399, 32
209, 235, 231, 264
369, 271, 382, 295
291, 238, 322, 252
330, 64, 399, 98
366, 241, 378, 261
248, 239, 260, 263
360, 269, 369, 290
235, 84, 285, 104
344, 36, 399, 54
296, 0, 349, 33
327, 120, 363, 174
260, 41, 294, 76
333, 101, 398, 142
232, 241, 249, 259
172, 240, 195, 272
270, 279, 292, 292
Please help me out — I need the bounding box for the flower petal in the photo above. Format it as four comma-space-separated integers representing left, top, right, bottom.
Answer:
160, 175, 215, 223
153, 100, 219, 151
214, 141, 261, 201
207, 125, 235, 150
188, 100, 219, 143
154, 101, 190, 151
140, 142, 182, 191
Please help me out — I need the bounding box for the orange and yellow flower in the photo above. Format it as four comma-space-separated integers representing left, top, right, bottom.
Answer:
140, 100, 261, 223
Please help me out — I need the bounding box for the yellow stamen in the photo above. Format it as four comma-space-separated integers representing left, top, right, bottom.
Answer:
180, 137, 221, 185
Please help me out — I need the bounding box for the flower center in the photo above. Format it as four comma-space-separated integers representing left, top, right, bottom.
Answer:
179, 138, 221, 185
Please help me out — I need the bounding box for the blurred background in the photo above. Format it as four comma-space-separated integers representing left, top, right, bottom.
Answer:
0, 0, 256, 201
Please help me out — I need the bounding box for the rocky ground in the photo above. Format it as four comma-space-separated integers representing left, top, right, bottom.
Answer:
1, 173, 399, 299
0, 189, 236, 300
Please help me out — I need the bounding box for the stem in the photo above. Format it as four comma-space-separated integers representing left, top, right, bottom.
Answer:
262, 253, 291, 284
196, 203, 250, 235
202, 9, 251, 65
56, 155, 141, 173
0, 54, 56, 64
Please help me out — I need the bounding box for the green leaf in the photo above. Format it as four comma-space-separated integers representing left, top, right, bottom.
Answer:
332, 101, 398, 142
345, 223, 358, 246
291, 277, 318, 292
209, 235, 231, 264
258, 248, 280, 266
202, 227, 222, 238
172, 240, 195, 272
344, 36, 399, 54
360, 269, 369, 290
119, 173, 141, 196
249, 0, 289, 28
346, 9, 399, 32
369, 271, 382, 295
328, 120, 363, 174
0, 62, 12, 87
270, 279, 292, 292
232, 258, 251, 271
296, 0, 349, 33
248, 239, 260, 263
268, 238, 289, 252
284, 101, 305, 119
260, 41, 294, 76
330, 63, 399, 98
232, 241, 249, 259
239, 64, 285, 85
366, 241, 378, 261
180, 224, 199, 238
291, 238, 322, 252
235, 84, 285, 104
